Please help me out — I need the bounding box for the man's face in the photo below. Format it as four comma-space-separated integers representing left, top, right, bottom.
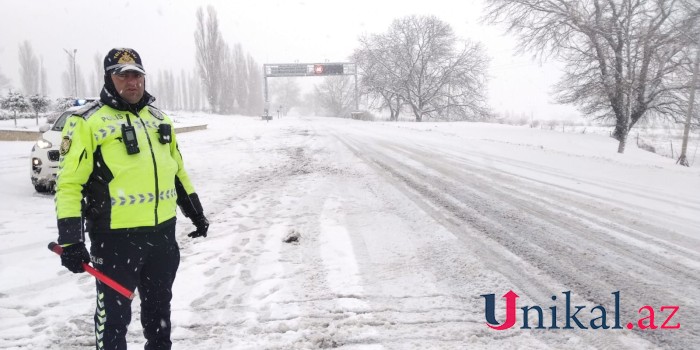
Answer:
111, 71, 145, 104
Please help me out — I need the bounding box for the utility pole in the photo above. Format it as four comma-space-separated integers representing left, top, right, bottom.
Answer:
678, 46, 699, 167
63, 48, 77, 97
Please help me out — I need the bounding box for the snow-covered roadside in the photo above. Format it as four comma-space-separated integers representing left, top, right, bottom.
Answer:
0, 112, 203, 132
0, 114, 697, 349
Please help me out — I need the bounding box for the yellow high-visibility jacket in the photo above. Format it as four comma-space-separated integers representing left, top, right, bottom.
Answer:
55, 101, 200, 244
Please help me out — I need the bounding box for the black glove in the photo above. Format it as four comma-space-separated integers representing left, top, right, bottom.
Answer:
188, 215, 209, 238
61, 243, 90, 273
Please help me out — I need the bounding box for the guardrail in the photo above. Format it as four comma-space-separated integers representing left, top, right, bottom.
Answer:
174, 124, 208, 133
0, 124, 207, 141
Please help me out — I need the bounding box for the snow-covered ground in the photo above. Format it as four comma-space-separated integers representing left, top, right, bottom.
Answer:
0, 114, 698, 349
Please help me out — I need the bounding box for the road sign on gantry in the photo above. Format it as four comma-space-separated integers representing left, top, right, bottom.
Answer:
263, 61, 359, 117
314, 64, 343, 75
264, 63, 354, 77
265, 64, 308, 77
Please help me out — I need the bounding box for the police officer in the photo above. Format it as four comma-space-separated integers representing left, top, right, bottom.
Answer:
55, 48, 209, 350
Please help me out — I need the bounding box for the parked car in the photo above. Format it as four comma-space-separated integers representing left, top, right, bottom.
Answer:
30, 106, 81, 193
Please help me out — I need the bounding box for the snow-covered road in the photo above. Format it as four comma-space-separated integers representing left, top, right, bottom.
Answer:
1, 114, 698, 349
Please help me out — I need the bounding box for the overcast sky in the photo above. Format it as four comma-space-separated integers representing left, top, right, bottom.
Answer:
0, 0, 580, 120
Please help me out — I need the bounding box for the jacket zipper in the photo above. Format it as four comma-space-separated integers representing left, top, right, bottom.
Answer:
132, 109, 159, 226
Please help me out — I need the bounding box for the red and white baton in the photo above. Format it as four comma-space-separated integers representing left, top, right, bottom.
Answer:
48, 242, 136, 300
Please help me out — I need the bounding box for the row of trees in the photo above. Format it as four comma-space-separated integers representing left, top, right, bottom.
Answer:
148, 69, 208, 112
10, 42, 205, 111
194, 6, 264, 115
483, 0, 700, 154
9, 42, 201, 111
15, 41, 92, 98
8, 7, 266, 116
255, 15, 492, 121
6, 13, 491, 122
276, 15, 489, 121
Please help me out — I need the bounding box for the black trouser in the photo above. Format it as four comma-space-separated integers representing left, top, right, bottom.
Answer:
89, 223, 180, 350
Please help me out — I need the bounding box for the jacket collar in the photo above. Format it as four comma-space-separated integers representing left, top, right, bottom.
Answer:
99, 85, 155, 113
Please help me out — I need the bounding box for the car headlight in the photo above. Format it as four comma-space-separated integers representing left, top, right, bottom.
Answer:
36, 139, 52, 149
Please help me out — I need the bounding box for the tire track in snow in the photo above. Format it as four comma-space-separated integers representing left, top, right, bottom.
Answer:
334, 130, 691, 349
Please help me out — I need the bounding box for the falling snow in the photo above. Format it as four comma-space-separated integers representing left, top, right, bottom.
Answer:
0, 113, 698, 349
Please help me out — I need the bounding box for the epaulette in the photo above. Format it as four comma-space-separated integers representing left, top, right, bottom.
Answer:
73, 101, 103, 120
148, 105, 165, 120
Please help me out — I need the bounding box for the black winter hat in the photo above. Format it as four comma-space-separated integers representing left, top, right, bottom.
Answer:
104, 48, 146, 75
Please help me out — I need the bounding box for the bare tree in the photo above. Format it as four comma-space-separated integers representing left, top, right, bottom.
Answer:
154, 71, 167, 109
195, 6, 225, 113
18, 41, 40, 95
61, 71, 71, 97
294, 91, 313, 116
189, 70, 203, 111
180, 69, 190, 111
233, 44, 249, 113
167, 70, 177, 109
315, 76, 355, 117
77, 68, 87, 98
171, 71, 180, 110
0, 68, 11, 91
354, 34, 404, 121
219, 43, 238, 114
155, 69, 179, 110
39, 57, 48, 96
484, 0, 698, 153
298, 91, 320, 116
91, 52, 104, 95
270, 78, 301, 116
246, 53, 264, 115
153, 71, 163, 108
62, 55, 75, 97
61, 58, 85, 97
174, 72, 182, 110
677, 47, 698, 166
675, 0, 700, 166
355, 16, 490, 122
